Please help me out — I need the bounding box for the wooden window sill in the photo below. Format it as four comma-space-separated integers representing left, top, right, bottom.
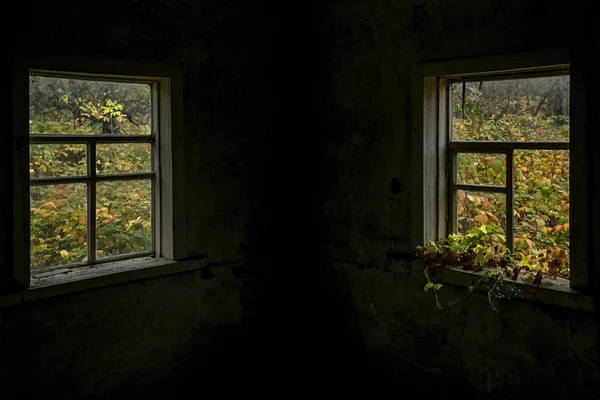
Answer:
388, 260, 594, 313
0, 256, 207, 308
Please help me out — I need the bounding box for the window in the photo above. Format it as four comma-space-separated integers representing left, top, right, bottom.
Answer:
9, 58, 186, 289
413, 50, 589, 290
449, 73, 570, 271
29, 74, 156, 270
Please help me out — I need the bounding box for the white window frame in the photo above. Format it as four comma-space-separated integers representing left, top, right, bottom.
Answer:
10, 57, 186, 289
412, 49, 589, 290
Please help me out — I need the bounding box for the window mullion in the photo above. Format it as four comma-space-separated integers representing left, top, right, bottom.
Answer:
446, 83, 453, 236
151, 81, 160, 257
95, 172, 155, 181
87, 140, 96, 264
30, 134, 153, 144
449, 141, 569, 151
506, 149, 515, 256
449, 149, 457, 235
454, 184, 507, 193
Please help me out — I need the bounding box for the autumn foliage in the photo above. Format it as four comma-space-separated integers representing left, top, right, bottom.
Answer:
424, 75, 570, 282
29, 76, 153, 269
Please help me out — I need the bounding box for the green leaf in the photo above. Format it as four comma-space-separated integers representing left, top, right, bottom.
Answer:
424, 282, 443, 293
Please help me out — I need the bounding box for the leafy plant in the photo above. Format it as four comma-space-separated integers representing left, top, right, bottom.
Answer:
417, 223, 569, 286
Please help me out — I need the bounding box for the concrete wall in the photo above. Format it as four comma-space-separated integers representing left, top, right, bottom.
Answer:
2, 0, 599, 398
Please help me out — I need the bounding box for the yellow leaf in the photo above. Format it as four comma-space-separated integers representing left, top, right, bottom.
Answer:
485, 211, 499, 225
59, 250, 69, 259
474, 214, 488, 224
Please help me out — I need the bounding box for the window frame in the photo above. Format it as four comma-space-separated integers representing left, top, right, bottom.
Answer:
412, 49, 589, 291
10, 56, 186, 290
446, 71, 570, 255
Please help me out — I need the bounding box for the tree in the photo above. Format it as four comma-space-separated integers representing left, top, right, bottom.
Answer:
29, 75, 151, 135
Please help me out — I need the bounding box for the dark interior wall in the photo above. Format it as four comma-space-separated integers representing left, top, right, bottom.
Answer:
2, 0, 599, 398
3, 1, 360, 397
323, 0, 599, 398
3, 0, 271, 397
1, 268, 246, 397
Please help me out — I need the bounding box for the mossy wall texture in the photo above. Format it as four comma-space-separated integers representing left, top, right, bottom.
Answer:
2, 0, 599, 398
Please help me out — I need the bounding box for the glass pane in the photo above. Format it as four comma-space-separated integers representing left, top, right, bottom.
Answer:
456, 190, 506, 235
30, 144, 86, 178
451, 75, 570, 142
30, 184, 87, 269
96, 143, 152, 174
29, 75, 151, 135
514, 150, 569, 273
457, 153, 506, 186
96, 180, 152, 259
